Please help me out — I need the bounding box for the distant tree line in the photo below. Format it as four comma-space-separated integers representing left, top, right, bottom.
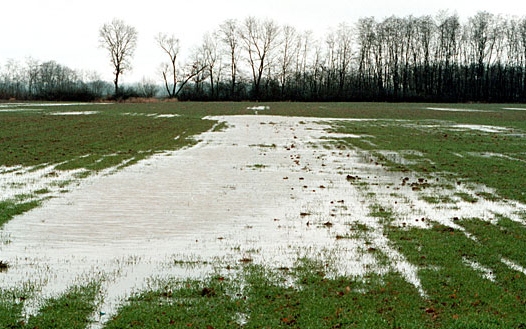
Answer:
3, 11, 526, 102
0, 58, 110, 101
0, 57, 162, 101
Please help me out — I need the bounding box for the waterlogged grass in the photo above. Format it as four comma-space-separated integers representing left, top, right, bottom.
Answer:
0, 282, 100, 329
387, 221, 526, 327
105, 262, 429, 329
3, 102, 526, 327
0, 200, 40, 227
0, 288, 24, 328
461, 217, 526, 267
328, 109, 526, 203
0, 102, 224, 227
25, 282, 100, 329
6, 256, 523, 329
0, 105, 217, 169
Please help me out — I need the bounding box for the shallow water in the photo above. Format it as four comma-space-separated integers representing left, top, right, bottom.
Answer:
425, 107, 487, 112
1, 114, 524, 326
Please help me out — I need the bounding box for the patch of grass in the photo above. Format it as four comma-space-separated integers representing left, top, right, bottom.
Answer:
211, 121, 230, 132
476, 191, 502, 202
0, 200, 40, 227
454, 192, 479, 203
369, 204, 394, 223
388, 222, 526, 327
25, 282, 101, 329
337, 222, 371, 240
250, 143, 277, 148
420, 194, 456, 204
329, 109, 526, 203
0, 288, 25, 328
33, 188, 50, 195
104, 275, 239, 329
0, 282, 99, 329
106, 262, 429, 328
461, 217, 526, 268
0, 104, 217, 170
247, 163, 268, 170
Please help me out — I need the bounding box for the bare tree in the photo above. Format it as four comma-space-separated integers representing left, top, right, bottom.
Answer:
467, 11, 497, 98
139, 77, 159, 98
156, 33, 207, 99
356, 17, 377, 93
156, 33, 180, 98
277, 25, 299, 98
2, 59, 27, 99
218, 19, 240, 99
436, 12, 461, 97
334, 23, 353, 96
98, 19, 138, 97
201, 32, 222, 98
239, 17, 281, 99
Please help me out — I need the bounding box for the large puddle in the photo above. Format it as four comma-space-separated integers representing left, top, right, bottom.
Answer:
1, 115, 525, 326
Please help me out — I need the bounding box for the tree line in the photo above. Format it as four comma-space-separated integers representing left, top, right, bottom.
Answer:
3, 11, 526, 102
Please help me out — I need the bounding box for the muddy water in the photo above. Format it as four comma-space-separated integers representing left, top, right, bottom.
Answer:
1, 115, 524, 325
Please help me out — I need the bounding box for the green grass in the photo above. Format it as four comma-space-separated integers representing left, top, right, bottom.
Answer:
387, 220, 526, 328
247, 163, 269, 170
0, 282, 100, 329
0, 288, 25, 328
25, 282, 100, 329
0, 200, 40, 227
104, 262, 430, 329
0, 104, 217, 169
328, 109, 526, 203
420, 195, 456, 204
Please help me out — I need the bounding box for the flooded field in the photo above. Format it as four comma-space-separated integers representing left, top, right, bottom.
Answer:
1, 104, 526, 327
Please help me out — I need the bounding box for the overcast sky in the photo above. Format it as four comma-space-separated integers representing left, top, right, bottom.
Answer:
2, 0, 526, 84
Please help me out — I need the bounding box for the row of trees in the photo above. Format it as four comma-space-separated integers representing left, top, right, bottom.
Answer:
0, 59, 112, 101
0, 57, 160, 101
178, 11, 526, 102
3, 11, 526, 102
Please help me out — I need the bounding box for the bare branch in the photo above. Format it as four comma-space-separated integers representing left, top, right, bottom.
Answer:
99, 18, 138, 96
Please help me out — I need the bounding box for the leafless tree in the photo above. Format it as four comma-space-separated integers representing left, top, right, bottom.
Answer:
201, 32, 222, 98
334, 23, 353, 95
356, 17, 377, 90
139, 77, 159, 98
277, 25, 299, 97
156, 33, 207, 98
239, 17, 281, 99
156, 33, 180, 98
218, 19, 240, 98
98, 19, 138, 96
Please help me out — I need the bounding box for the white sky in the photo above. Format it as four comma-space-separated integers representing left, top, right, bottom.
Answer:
1, 0, 526, 84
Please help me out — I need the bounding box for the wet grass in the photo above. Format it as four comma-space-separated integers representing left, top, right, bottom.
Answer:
328, 110, 526, 203
2, 102, 526, 327
387, 220, 526, 328
0, 102, 223, 226
25, 282, 100, 329
104, 262, 429, 329
0, 282, 100, 329
3, 102, 522, 169
420, 195, 456, 204
0, 288, 25, 328
0, 200, 40, 227
0, 104, 217, 169
461, 217, 526, 266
